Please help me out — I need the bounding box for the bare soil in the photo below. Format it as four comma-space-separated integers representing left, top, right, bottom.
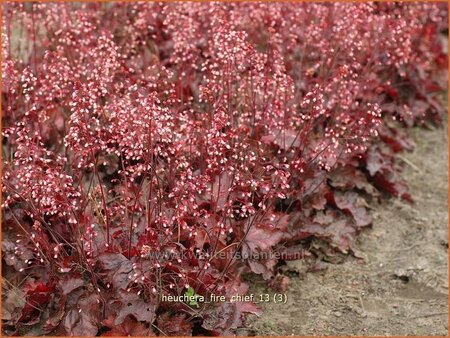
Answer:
245, 124, 448, 336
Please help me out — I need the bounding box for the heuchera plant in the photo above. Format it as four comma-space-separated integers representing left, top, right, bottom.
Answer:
2, 2, 447, 336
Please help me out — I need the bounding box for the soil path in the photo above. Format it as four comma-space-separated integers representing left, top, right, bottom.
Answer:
246, 124, 448, 336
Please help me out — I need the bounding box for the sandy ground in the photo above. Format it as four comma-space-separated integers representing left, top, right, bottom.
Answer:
245, 123, 448, 336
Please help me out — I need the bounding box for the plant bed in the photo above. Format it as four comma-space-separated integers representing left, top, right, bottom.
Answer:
245, 123, 448, 336
1, 2, 448, 336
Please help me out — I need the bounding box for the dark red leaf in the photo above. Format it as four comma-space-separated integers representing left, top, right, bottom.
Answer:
332, 191, 372, 227
62, 293, 100, 336
98, 253, 133, 292
102, 315, 153, 336
373, 172, 413, 202
242, 223, 284, 279
112, 291, 156, 325
2, 288, 26, 325
156, 313, 192, 336
58, 277, 84, 296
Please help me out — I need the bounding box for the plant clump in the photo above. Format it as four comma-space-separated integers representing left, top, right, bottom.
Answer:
2, 2, 447, 336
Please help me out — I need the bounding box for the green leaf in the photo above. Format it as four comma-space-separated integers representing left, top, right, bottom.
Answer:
184, 287, 200, 308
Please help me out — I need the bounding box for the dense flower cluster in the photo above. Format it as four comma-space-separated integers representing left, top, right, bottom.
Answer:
2, 2, 447, 336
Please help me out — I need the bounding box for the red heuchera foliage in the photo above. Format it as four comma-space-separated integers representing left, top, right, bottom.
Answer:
2, 2, 447, 336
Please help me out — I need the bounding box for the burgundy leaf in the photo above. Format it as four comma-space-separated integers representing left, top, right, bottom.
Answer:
242, 223, 284, 279
324, 219, 356, 253
102, 315, 153, 336
210, 171, 233, 210
373, 172, 413, 202
332, 191, 372, 227
2, 239, 34, 272
63, 294, 100, 336
59, 277, 85, 296
202, 301, 261, 335
98, 253, 133, 292
2, 288, 26, 324
113, 291, 156, 325
292, 222, 326, 241
156, 313, 192, 336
